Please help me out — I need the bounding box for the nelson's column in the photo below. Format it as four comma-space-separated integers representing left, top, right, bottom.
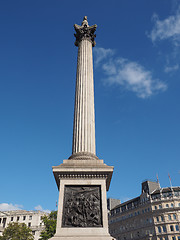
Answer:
50, 16, 114, 240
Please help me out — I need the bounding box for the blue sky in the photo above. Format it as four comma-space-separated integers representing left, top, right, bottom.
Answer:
0, 0, 179, 212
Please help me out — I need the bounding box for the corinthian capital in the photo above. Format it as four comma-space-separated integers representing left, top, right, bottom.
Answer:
74, 16, 97, 47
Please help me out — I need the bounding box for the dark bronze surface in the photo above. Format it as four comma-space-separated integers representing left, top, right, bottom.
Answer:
74, 16, 97, 47
62, 185, 102, 227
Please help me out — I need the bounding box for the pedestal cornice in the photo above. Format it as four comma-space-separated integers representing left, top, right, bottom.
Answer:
52, 159, 114, 191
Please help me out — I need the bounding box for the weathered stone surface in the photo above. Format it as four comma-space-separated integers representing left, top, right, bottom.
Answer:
53, 158, 113, 191
72, 37, 96, 155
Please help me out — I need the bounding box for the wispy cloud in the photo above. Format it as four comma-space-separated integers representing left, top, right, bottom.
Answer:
34, 205, 50, 213
0, 203, 23, 211
0, 203, 50, 213
94, 48, 167, 98
164, 64, 179, 73
94, 47, 115, 65
149, 6, 180, 45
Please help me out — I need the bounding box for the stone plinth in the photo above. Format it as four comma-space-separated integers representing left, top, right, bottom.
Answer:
50, 158, 114, 240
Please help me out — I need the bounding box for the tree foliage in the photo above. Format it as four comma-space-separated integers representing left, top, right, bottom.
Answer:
0, 222, 34, 240
39, 211, 57, 240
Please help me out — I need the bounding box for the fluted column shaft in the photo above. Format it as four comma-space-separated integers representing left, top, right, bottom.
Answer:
72, 39, 96, 155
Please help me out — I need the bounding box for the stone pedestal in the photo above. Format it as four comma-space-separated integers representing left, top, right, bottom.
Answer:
50, 157, 114, 240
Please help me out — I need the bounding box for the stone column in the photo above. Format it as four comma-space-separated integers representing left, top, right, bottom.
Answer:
51, 17, 114, 240
71, 16, 97, 159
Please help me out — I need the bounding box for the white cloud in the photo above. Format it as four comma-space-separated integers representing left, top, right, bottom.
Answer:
34, 205, 50, 213
93, 47, 115, 65
0, 203, 23, 211
94, 48, 167, 98
164, 64, 179, 73
0, 203, 50, 213
149, 7, 180, 44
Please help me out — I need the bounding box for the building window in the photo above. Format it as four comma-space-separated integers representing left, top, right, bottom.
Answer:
158, 226, 161, 233
11, 217, 13, 221
166, 204, 169, 208
161, 216, 164, 221
149, 218, 152, 223
28, 222, 31, 227
159, 205, 162, 209
0, 218, 1, 224
164, 237, 168, 240
171, 203, 174, 208
32, 231, 35, 235
29, 216, 32, 220
116, 207, 120, 213
175, 225, 179, 231
155, 206, 157, 210
17, 217, 19, 221
173, 214, 176, 220
162, 226, 167, 232
170, 225, 174, 231
23, 216, 26, 221
179, 203, 180, 207
168, 215, 172, 220
178, 237, 180, 240
2, 218, 6, 228
156, 216, 159, 222
172, 237, 176, 240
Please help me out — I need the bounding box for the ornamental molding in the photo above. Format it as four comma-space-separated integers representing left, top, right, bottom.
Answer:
74, 16, 97, 47
58, 173, 108, 179
68, 151, 99, 160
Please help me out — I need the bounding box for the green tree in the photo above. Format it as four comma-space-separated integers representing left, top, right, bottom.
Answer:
39, 211, 57, 240
1, 222, 34, 240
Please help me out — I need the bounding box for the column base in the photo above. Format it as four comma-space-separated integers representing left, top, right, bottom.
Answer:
49, 235, 115, 240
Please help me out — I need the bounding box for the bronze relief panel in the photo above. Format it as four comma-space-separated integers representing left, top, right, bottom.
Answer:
62, 185, 102, 228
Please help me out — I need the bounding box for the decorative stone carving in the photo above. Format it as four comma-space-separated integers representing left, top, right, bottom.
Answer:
58, 173, 108, 179
69, 152, 99, 160
62, 186, 102, 228
74, 16, 97, 47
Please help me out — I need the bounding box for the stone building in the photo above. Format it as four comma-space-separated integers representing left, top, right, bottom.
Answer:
0, 210, 48, 239
108, 180, 180, 240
